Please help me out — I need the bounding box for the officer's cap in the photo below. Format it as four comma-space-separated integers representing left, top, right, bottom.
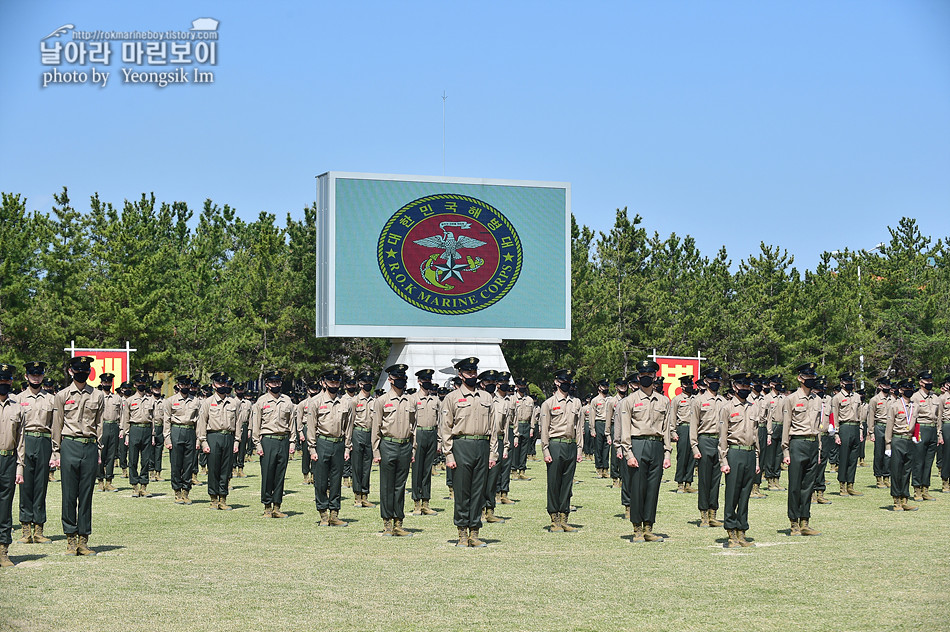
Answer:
69, 356, 94, 371
175, 375, 192, 385
385, 364, 408, 378
0, 364, 15, 380
42, 377, 55, 387
615, 377, 627, 386
415, 369, 435, 380
210, 372, 229, 384
795, 362, 817, 376
856, 388, 866, 395
767, 374, 783, 383
654, 375, 665, 385
553, 368, 574, 381
816, 376, 827, 387
99, 373, 115, 383
624, 373, 639, 385
344, 375, 358, 386
918, 369, 934, 380
119, 381, 131, 389
452, 376, 462, 386
596, 378, 609, 387
514, 376, 528, 386
406, 388, 417, 395
132, 373, 148, 383
320, 367, 344, 381
897, 378, 914, 389
839, 371, 855, 382
478, 369, 498, 382
636, 360, 660, 374
263, 371, 283, 382
25, 361, 47, 375
679, 375, 694, 386
731, 372, 753, 384
876, 376, 891, 386
701, 366, 722, 380
437, 387, 451, 396
454, 357, 479, 371
942, 375, 950, 386
201, 384, 213, 394
357, 372, 375, 383
150, 380, 163, 389
374, 389, 385, 396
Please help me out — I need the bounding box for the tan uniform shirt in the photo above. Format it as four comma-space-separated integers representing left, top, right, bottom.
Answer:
781, 388, 822, 459
831, 390, 862, 426
251, 392, 297, 451
295, 394, 316, 442
18, 388, 54, 433
0, 394, 25, 477
52, 383, 105, 461
163, 392, 198, 443
491, 392, 512, 458
514, 394, 536, 437
718, 395, 760, 470
152, 396, 165, 431
763, 391, 783, 434
885, 397, 916, 450
939, 392, 950, 424
439, 386, 497, 467
237, 398, 252, 428
539, 392, 584, 460
197, 393, 240, 449
101, 392, 123, 423
867, 393, 890, 429
912, 388, 942, 441
307, 391, 354, 452
372, 389, 416, 459
120, 391, 155, 435
353, 391, 374, 430
617, 388, 672, 461
414, 391, 440, 429
690, 391, 725, 456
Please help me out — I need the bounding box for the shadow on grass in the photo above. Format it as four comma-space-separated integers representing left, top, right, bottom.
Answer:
10, 553, 47, 563
94, 544, 126, 553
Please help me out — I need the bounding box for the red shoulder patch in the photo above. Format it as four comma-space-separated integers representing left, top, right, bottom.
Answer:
65, 400, 76, 405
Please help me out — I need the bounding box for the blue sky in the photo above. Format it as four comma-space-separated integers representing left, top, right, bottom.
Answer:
2, 1, 948, 271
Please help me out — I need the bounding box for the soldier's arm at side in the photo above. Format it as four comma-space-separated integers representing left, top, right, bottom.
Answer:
717, 407, 729, 470
51, 391, 64, 464
371, 398, 382, 461
196, 399, 210, 451
251, 401, 263, 453
781, 397, 792, 461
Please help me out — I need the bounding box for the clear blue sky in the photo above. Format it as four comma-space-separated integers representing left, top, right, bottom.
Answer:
2, 1, 948, 271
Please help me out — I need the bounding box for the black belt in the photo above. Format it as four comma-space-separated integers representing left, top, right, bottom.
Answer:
208, 429, 234, 435
838, 421, 860, 426
699, 432, 717, 436
633, 435, 663, 442
790, 435, 817, 442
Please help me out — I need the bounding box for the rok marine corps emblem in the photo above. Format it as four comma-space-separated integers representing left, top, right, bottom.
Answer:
377, 194, 523, 315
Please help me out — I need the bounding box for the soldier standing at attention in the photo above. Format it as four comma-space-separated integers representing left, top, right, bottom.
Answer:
539, 369, 584, 533
511, 377, 535, 481
589, 379, 613, 480
763, 375, 786, 491
832, 372, 864, 497
51, 356, 104, 556
781, 363, 823, 536
17, 362, 54, 545
440, 357, 498, 547
351, 372, 376, 508
233, 383, 252, 478
886, 378, 920, 511
0, 364, 25, 567
495, 377, 517, 506
610, 378, 628, 489
690, 367, 725, 528
307, 368, 353, 527
867, 377, 892, 488
480, 371, 508, 524
253, 372, 296, 518
748, 375, 768, 499
120, 374, 155, 498
149, 380, 165, 482
718, 372, 759, 548
197, 373, 240, 510
618, 360, 672, 543
910, 370, 942, 502
96, 373, 122, 492
411, 369, 439, 516
937, 376, 950, 493
812, 377, 834, 505
342, 376, 360, 488
372, 364, 416, 537
164, 375, 199, 505
670, 375, 695, 494
297, 379, 320, 485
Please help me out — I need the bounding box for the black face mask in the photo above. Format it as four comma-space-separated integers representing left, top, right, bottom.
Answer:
72, 370, 90, 383
98, 384, 110, 392
707, 381, 721, 392
392, 379, 407, 390
902, 388, 915, 399
752, 384, 762, 393
463, 377, 478, 388
638, 376, 654, 388
922, 383, 932, 391
482, 383, 496, 393
346, 387, 358, 395
0, 384, 11, 395
420, 381, 433, 391
268, 384, 282, 394
216, 386, 232, 395
361, 384, 372, 393
682, 387, 694, 396
517, 388, 527, 395
124, 389, 135, 396
326, 386, 340, 395
618, 387, 628, 395
842, 384, 853, 392
803, 378, 818, 389
136, 384, 147, 392
735, 388, 752, 400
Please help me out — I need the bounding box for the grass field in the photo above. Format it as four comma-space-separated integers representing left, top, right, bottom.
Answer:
2, 451, 948, 632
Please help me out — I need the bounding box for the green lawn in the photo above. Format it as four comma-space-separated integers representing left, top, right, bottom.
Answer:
2, 453, 948, 632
